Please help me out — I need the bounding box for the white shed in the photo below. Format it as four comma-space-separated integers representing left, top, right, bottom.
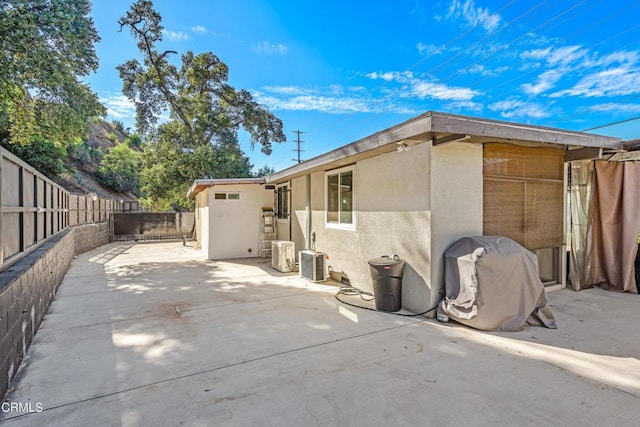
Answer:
187, 178, 273, 260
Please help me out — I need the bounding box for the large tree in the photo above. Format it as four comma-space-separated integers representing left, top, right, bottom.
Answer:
0, 0, 105, 146
117, 0, 285, 209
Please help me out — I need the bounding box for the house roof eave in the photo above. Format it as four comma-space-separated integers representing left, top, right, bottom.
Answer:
267, 111, 621, 184
186, 177, 266, 199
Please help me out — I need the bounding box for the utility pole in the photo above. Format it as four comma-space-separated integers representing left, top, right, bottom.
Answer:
292, 130, 304, 163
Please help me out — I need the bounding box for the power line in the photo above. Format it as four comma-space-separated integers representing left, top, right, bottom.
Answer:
436, 4, 640, 107
581, 115, 640, 132
265, 1, 639, 163
438, 0, 589, 85
304, 0, 520, 135
424, 0, 555, 77
306, 0, 560, 145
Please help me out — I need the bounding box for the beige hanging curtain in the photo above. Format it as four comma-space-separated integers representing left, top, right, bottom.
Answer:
568, 161, 595, 290
588, 161, 640, 293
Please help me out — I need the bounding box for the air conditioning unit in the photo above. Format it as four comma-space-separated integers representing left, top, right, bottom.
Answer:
272, 241, 295, 272
300, 250, 327, 282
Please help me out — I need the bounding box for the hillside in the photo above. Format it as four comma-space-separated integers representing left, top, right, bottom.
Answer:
56, 120, 139, 201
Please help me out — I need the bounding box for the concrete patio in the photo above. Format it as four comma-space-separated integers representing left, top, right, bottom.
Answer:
1, 241, 639, 426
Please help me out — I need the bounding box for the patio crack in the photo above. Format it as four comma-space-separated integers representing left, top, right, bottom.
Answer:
2, 319, 426, 421
39, 292, 309, 332
302, 370, 321, 427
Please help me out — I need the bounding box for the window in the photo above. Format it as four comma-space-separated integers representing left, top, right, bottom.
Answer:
276, 185, 289, 220
214, 192, 240, 200
326, 167, 354, 228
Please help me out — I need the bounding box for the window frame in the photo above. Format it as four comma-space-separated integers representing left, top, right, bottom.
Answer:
213, 192, 240, 201
275, 184, 289, 222
324, 165, 356, 231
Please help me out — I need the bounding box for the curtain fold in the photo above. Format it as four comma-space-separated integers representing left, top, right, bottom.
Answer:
588, 161, 640, 293
569, 161, 594, 290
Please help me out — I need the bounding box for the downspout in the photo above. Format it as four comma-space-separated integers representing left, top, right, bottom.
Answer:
306, 174, 312, 250
288, 180, 293, 242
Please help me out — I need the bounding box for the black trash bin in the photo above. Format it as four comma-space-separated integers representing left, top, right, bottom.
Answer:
368, 255, 405, 312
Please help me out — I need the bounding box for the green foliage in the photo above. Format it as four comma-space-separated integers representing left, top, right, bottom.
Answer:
0, 0, 105, 145
117, 0, 286, 209
126, 133, 143, 150
67, 138, 90, 163
107, 132, 117, 143
111, 120, 128, 134
2, 137, 65, 178
89, 145, 104, 163
254, 166, 276, 177
98, 144, 141, 193
140, 130, 253, 209
67, 137, 104, 172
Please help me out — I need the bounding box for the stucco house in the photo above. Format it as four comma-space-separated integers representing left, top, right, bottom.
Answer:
189, 111, 635, 314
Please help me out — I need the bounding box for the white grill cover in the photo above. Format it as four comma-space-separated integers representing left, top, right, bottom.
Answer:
438, 236, 557, 332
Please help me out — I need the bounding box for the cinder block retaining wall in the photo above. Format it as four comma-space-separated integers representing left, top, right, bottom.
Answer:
74, 222, 110, 255
0, 223, 109, 398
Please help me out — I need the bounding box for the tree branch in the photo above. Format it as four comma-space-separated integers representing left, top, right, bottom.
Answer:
124, 17, 192, 132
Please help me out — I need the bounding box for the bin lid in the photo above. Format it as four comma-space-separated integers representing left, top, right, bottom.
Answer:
368, 256, 404, 266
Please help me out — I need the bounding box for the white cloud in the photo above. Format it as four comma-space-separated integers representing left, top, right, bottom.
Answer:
445, 100, 484, 113
489, 99, 551, 119
253, 86, 416, 115
520, 46, 588, 70
366, 70, 479, 101
594, 50, 639, 67
99, 94, 136, 120
163, 30, 189, 41
255, 93, 374, 114
366, 71, 414, 82
552, 46, 587, 66
522, 70, 563, 96
461, 64, 509, 77
446, 0, 501, 32
586, 103, 640, 114
551, 66, 640, 98
190, 25, 207, 34
252, 41, 289, 55
262, 86, 317, 96
416, 42, 443, 56
349, 86, 367, 92
409, 80, 478, 100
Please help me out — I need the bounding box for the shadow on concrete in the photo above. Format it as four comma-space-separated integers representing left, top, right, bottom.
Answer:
2, 242, 639, 425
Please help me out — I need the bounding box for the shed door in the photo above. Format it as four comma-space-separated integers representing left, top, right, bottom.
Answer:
483, 143, 565, 283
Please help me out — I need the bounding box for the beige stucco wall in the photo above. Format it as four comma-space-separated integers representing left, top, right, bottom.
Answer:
429, 142, 484, 310
307, 143, 433, 313
290, 176, 308, 256
207, 184, 273, 260
195, 190, 209, 258
289, 141, 483, 314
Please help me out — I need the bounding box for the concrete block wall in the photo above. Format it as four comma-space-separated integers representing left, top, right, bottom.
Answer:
73, 222, 110, 255
0, 222, 111, 399
0, 230, 74, 398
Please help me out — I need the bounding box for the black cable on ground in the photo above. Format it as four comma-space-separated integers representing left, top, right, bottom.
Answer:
335, 286, 439, 317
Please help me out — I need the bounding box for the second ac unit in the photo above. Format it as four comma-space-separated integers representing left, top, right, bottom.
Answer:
299, 250, 327, 282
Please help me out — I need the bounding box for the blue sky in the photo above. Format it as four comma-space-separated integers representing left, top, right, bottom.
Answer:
88, 0, 640, 172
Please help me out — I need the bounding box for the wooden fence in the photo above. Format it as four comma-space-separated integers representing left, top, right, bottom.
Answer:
0, 147, 133, 272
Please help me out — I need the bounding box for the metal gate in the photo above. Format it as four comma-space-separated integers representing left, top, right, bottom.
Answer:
111, 212, 195, 241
